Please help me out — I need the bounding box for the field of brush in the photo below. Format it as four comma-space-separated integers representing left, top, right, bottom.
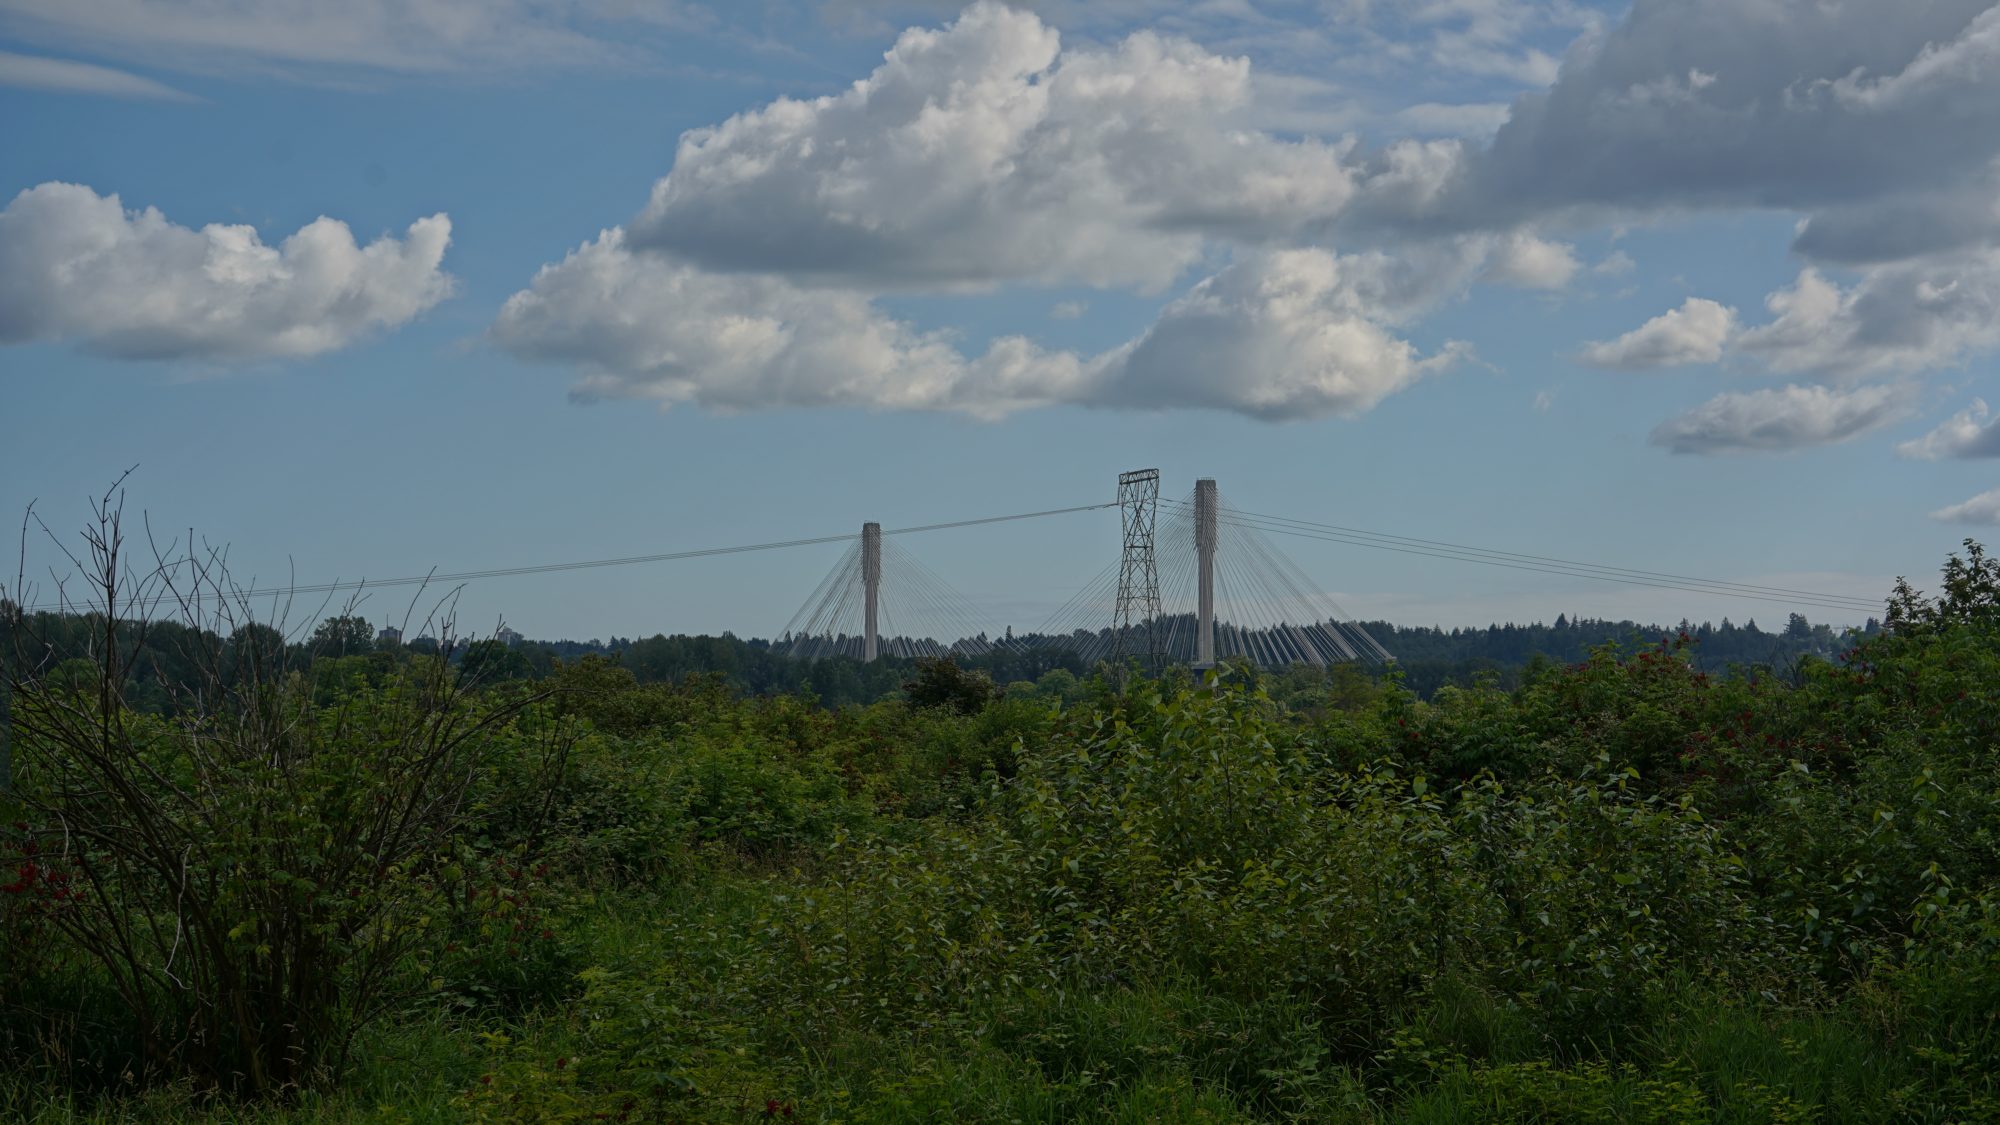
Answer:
5, 547, 2000, 1122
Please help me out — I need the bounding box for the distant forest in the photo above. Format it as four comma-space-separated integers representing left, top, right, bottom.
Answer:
1, 598, 1881, 710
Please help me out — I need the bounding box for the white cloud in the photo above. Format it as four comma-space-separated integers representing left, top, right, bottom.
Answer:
1734, 259, 2000, 379
0, 182, 453, 361
0, 0, 695, 76
493, 3, 1534, 422
1090, 249, 1466, 419
1585, 253, 2000, 382
1050, 300, 1087, 320
495, 1, 2000, 429
1897, 399, 2000, 461
1313, 0, 2000, 411
1462, 0, 2000, 239
1479, 230, 1579, 289
1533, 388, 1555, 412
490, 228, 1088, 417
493, 239, 1458, 421
627, 3, 1359, 290
1931, 486, 2000, 526
0, 48, 195, 99
1649, 383, 1913, 455
1580, 297, 1734, 369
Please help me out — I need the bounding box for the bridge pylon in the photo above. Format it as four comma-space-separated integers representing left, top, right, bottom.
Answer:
862, 521, 881, 662
1195, 478, 1217, 669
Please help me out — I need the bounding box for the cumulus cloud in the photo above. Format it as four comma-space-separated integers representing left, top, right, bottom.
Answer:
1825, 3, 2000, 112
1479, 230, 1579, 289
492, 3, 1540, 422
1090, 249, 1466, 419
1733, 259, 2000, 379
491, 228, 1086, 417
1399, 0, 2000, 405
0, 49, 195, 99
1649, 383, 1913, 454
1580, 297, 1735, 369
490, 1, 2000, 428
1790, 177, 2000, 266
1931, 486, 2000, 526
1584, 249, 2000, 382
1461, 0, 2000, 236
626, 3, 1359, 290
1897, 399, 2000, 461
0, 181, 453, 361
494, 239, 1460, 421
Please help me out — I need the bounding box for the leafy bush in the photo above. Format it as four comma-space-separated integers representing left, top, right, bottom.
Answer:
902, 657, 997, 716
12, 536, 2000, 1120
2, 495, 556, 1095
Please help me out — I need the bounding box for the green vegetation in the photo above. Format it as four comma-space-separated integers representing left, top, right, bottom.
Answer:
4, 534, 1998, 1122
1, 594, 1865, 715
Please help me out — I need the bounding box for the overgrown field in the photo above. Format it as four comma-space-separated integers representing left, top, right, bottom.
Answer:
5, 546, 2000, 1122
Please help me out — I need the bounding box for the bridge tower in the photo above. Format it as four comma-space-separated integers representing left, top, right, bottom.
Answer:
1113, 469, 1162, 668
862, 521, 881, 662
1195, 478, 1217, 668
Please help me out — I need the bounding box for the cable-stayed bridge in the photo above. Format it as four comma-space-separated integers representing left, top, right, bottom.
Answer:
767, 469, 1879, 670
10, 468, 1888, 662
775, 471, 1393, 668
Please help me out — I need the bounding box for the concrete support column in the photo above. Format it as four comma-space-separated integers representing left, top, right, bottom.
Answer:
1195, 479, 1217, 668
862, 522, 882, 662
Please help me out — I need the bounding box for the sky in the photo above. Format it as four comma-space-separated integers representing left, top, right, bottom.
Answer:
4, 0, 1999, 644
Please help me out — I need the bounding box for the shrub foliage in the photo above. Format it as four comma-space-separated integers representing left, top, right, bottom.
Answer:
5, 515, 2000, 1120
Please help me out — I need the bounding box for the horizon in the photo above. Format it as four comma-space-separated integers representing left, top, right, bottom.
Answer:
6, 0, 1997, 640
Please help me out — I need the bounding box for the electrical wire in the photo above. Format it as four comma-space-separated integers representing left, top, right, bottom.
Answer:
21, 501, 1116, 615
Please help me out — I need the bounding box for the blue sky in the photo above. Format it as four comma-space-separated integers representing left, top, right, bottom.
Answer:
4, 0, 1999, 643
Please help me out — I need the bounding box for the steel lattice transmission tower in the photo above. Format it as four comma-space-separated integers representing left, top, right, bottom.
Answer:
1113, 468, 1163, 668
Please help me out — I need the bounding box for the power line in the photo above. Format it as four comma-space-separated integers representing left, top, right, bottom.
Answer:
17, 502, 1116, 614
15, 487, 1889, 625
1170, 503, 1880, 616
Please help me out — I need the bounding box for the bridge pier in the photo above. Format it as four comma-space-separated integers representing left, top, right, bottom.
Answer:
1195, 478, 1217, 668
862, 522, 881, 662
